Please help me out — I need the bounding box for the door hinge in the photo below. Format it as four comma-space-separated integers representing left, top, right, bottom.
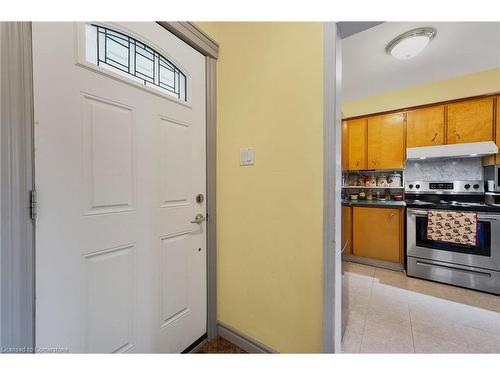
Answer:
30, 190, 38, 221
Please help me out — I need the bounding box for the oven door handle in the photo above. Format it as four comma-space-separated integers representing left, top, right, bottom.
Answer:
408, 209, 428, 216
477, 215, 500, 221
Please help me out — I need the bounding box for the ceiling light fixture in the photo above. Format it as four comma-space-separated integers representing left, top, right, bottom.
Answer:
386, 27, 436, 60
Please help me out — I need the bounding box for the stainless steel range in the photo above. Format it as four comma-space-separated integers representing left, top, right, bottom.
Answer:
406, 180, 500, 295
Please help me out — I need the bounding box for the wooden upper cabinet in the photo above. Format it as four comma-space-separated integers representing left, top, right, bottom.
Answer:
347, 118, 367, 170
342, 120, 349, 171
447, 97, 494, 144
367, 113, 405, 170
406, 105, 445, 148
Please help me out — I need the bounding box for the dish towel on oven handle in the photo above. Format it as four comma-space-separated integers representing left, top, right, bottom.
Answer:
426, 210, 477, 246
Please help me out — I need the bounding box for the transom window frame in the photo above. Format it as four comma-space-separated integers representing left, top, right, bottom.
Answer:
75, 22, 192, 107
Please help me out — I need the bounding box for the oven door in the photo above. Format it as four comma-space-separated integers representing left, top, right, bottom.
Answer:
407, 208, 500, 271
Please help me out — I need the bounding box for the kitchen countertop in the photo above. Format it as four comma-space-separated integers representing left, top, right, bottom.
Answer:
342, 199, 406, 207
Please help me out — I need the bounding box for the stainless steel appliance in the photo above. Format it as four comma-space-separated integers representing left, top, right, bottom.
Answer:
495, 165, 500, 192
485, 192, 500, 206
406, 180, 500, 295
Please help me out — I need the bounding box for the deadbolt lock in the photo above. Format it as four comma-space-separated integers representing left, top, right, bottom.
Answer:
196, 193, 204, 204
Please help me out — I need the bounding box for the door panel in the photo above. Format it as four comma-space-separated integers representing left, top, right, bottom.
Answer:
353, 207, 401, 263
367, 113, 404, 170
406, 105, 445, 148
84, 244, 135, 353
160, 234, 190, 328
347, 118, 367, 170
33, 22, 206, 353
82, 94, 136, 214
447, 98, 494, 144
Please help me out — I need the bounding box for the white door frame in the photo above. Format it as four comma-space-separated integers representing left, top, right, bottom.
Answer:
322, 22, 343, 353
0, 21, 219, 352
0, 22, 36, 352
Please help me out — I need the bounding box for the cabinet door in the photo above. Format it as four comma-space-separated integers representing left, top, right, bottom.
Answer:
406, 106, 445, 148
347, 119, 367, 170
353, 207, 401, 263
447, 98, 494, 144
342, 205, 352, 255
367, 113, 405, 170
342, 120, 349, 171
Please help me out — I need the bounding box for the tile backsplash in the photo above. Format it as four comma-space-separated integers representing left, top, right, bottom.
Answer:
405, 158, 483, 181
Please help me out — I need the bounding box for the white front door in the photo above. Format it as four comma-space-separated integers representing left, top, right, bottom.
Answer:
32, 22, 206, 353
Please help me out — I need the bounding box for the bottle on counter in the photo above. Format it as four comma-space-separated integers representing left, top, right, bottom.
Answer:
366, 190, 373, 200
385, 189, 391, 201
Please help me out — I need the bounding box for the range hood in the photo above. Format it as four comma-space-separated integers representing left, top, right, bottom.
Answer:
407, 141, 498, 160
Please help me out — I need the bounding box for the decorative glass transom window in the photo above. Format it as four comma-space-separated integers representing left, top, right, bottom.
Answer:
85, 24, 187, 101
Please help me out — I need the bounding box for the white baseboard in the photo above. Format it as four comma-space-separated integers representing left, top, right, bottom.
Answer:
217, 322, 276, 354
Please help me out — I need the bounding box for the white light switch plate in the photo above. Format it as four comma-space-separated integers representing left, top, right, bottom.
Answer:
240, 147, 255, 166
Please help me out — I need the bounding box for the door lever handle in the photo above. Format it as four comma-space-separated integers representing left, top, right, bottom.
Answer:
190, 213, 206, 224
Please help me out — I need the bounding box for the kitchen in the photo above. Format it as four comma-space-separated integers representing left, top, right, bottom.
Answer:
340, 22, 500, 353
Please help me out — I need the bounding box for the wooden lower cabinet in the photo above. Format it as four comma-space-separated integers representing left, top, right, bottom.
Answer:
342, 206, 352, 255
352, 206, 403, 264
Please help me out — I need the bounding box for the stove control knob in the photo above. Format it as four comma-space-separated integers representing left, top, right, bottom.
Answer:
409, 184, 414, 189
464, 184, 471, 189
473, 184, 480, 190
415, 184, 420, 189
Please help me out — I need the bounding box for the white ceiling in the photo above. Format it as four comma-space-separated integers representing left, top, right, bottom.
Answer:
342, 22, 500, 101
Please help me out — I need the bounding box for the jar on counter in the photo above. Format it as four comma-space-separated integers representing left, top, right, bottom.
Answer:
366, 190, 373, 200
377, 175, 388, 187
388, 173, 402, 187
357, 175, 367, 186
347, 174, 358, 186
367, 175, 377, 187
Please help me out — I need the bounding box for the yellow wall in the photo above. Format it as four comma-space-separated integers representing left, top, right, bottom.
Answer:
197, 22, 324, 352
343, 67, 500, 118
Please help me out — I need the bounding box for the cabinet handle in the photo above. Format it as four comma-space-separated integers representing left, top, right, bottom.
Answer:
431, 132, 438, 142
372, 159, 377, 166
388, 213, 395, 221
356, 160, 360, 167
455, 131, 461, 140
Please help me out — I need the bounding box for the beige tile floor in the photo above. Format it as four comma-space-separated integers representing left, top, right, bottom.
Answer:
341, 262, 500, 353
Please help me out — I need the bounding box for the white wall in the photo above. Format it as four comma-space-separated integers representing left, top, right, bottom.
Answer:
0, 22, 3, 347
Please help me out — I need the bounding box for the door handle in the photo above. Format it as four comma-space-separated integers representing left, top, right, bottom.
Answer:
190, 214, 206, 224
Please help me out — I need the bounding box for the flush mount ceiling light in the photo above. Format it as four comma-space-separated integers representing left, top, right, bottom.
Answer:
386, 27, 437, 60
